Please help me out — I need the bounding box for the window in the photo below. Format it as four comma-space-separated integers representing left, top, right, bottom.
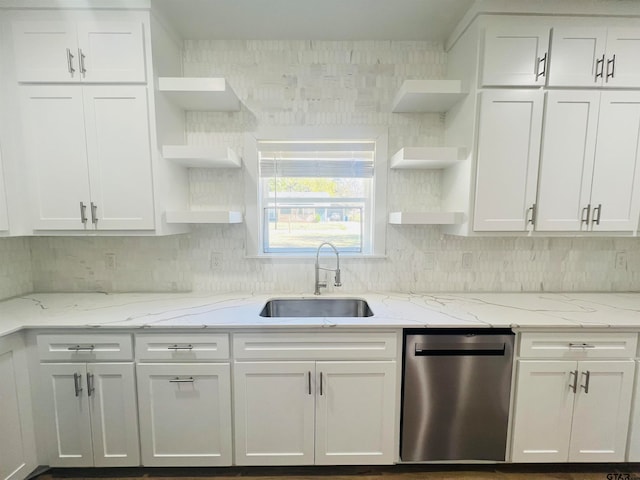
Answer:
245, 127, 388, 257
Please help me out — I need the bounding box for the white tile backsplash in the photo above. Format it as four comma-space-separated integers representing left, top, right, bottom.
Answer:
5, 40, 640, 296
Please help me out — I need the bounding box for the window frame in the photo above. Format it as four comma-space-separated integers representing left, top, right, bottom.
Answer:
244, 126, 388, 258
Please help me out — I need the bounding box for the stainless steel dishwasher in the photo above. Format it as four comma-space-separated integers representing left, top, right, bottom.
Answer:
401, 329, 515, 462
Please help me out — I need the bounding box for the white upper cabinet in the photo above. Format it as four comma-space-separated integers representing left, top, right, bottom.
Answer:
12, 19, 145, 83
536, 91, 640, 233
549, 27, 640, 87
20, 85, 155, 231
473, 90, 544, 232
0, 148, 9, 232
481, 28, 550, 86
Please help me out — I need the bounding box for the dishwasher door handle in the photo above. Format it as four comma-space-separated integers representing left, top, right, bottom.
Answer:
414, 343, 506, 356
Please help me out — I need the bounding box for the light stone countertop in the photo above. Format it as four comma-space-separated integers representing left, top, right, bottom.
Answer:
2, 291, 640, 337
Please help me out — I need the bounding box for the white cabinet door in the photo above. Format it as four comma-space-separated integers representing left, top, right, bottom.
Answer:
602, 29, 640, 88
76, 21, 145, 83
315, 361, 396, 465
482, 28, 550, 86
510, 360, 575, 463
83, 86, 154, 230
473, 90, 544, 231
136, 363, 232, 467
548, 28, 608, 87
627, 360, 640, 461
0, 335, 37, 480
88, 363, 139, 467
536, 91, 600, 231
0, 147, 9, 232
40, 363, 93, 467
569, 361, 635, 462
234, 361, 315, 466
20, 86, 91, 230
12, 21, 79, 83
589, 92, 640, 232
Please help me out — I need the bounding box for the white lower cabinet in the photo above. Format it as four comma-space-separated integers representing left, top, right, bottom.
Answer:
232, 332, 397, 466
0, 334, 37, 480
40, 362, 140, 467
136, 363, 232, 466
511, 359, 635, 462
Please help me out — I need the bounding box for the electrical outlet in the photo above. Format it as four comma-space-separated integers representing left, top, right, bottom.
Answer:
462, 252, 473, 269
615, 251, 627, 270
210, 252, 223, 270
424, 252, 435, 270
104, 253, 116, 270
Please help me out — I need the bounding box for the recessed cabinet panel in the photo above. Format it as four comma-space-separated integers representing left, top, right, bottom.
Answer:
473, 90, 543, 231
604, 29, 640, 87
548, 28, 607, 87
20, 86, 92, 230
536, 91, 600, 231
0, 350, 28, 478
590, 92, 640, 232
482, 28, 550, 86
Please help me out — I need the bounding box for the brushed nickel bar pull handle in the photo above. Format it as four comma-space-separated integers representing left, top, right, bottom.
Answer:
308, 371, 311, 395
569, 343, 596, 349
595, 54, 605, 81
87, 372, 95, 397
319, 371, 323, 396
592, 204, 602, 225
606, 54, 616, 81
581, 204, 591, 226
169, 377, 195, 383
78, 48, 86, 75
535, 53, 547, 80
80, 202, 87, 224
67, 344, 95, 351
527, 203, 537, 226
580, 370, 591, 394
167, 344, 194, 350
73, 372, 82, 397
66, 48, 75, 75
90, 202, 98, 225
569, 369, 578, 393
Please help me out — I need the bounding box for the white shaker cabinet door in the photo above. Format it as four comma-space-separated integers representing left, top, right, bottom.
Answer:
315, 361, 396, 465
40, 363, 93, 467
234, 361, 315, 466
88, 363, 140, 467
569, 361, 635, 462
535, 91, 600, 231
136, 363, 232, 467
473, 90, 544, 232
482, 28, 550, 86
12, 21, 79, 83
589, 92, 640, 232
20, 86, 91, 230
510, 360, 575, 463
76, 21, 146, 83
602, 29, 640, 88
548, 28, 608, 87
83, 86, 155, 230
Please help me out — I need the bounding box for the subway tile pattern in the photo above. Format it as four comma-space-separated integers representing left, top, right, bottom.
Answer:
21, 40, 640, 294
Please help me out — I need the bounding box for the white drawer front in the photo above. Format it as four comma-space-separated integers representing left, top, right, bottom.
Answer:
37, 334, 133, 361
519, 332, 637, 359
233, 332, 397, 360
136, 334, 230, 361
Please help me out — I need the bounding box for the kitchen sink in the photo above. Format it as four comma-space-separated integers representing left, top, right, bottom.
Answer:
259, 298, 373, 317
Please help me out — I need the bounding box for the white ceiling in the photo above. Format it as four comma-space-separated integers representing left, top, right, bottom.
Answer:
152, 0, 475, 41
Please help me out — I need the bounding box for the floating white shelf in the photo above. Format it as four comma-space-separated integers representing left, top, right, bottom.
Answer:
165, 210, 243, 224
158, 77, 240, 111
163, 145, 242, 168
389, 211, 464, 225
390, 147, 465, 169
392, 80, 467, 113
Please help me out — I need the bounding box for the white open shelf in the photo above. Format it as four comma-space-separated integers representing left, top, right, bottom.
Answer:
389, 211, 464, 225
163, 145, 242, 168
165, 210, 243, 224
392, 80, 467, 113
158, 77, 240, 111
390, 147, 465, 169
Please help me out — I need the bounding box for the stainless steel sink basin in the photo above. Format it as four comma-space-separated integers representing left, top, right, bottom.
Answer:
260, 298, 373, 317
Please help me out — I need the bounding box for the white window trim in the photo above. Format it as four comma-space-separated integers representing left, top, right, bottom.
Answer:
244, 126, 388, 258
